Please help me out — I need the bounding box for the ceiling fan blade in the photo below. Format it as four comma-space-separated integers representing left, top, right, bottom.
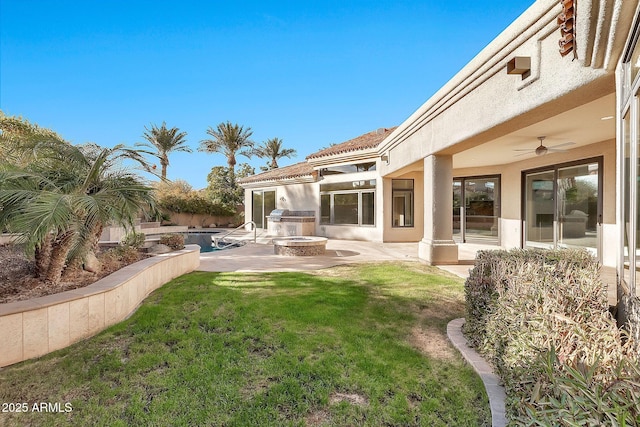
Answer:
547, 148, 568, 152
549, 141, 575, 149
514, 151, 533, 157
513, 148, 535, 151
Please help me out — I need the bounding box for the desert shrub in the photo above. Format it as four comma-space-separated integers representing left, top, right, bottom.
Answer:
516, 348, 640, 426
159, 233, 184, 250
463, 248, 595, 349
120, 231, 146, 249
101, 245, 141, 267
463, 248, 639, 423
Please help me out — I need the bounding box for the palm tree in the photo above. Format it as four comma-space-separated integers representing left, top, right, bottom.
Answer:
136, 122, 191, 180
0, 111, 67, 168
198, 121, 254, 177
0, 140, 156, 284
253, 137, 297, 170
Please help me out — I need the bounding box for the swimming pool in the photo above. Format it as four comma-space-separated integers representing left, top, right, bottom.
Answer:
182, 230, 244, 253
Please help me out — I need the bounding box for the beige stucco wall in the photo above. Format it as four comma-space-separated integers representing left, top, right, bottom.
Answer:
243, 181, 319, 223
243, 160, 387, 241
382, 171, 424, 242
0, 245, 200, 368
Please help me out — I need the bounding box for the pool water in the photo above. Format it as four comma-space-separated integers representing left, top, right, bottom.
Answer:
183, 231, 243, 253
183, 231, 219, 253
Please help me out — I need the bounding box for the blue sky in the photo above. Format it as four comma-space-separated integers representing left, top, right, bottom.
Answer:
1, 0, 534, 189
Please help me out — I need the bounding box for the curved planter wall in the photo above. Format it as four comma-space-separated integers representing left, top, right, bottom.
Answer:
0, 245, 200, 368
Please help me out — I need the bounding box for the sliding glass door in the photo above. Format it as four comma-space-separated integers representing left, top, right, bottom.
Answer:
523, 159, 601, 258
252, 190, 275, 229
453, 176, 500, 244
524, 171, 555, 247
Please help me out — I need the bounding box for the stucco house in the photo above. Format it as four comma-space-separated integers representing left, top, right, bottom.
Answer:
240, 0, 640, 310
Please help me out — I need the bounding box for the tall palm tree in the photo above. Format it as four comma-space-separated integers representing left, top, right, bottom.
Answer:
253, 137, 297, 170
0, 140, 156, 284
136, 122, 191, 180
198, 121, 254, 177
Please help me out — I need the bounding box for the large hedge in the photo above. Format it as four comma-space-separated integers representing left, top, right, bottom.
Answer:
157, 192, 235, 217
153, 180, 236, 217
463, 248, 640, 425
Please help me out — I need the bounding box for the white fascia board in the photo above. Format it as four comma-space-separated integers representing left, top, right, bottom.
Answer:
239, 176, 317, 189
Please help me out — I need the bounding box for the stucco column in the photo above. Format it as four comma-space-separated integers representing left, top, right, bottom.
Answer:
418, 154, 458, 265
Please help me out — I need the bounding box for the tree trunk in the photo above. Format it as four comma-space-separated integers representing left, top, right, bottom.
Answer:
34, 233, 53, 278
67, 222, 103, 272
45, 231, 75, 284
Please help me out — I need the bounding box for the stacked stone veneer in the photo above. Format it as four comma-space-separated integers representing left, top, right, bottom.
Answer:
274, 244, 326, 256
272, 238, 327, 256
0, 245, 200, 368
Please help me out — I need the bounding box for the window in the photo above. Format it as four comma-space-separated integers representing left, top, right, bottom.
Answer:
320, 180, 376, 226
392, 179, 414, 227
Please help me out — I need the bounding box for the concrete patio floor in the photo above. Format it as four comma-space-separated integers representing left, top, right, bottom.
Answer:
198, 239, 421, 273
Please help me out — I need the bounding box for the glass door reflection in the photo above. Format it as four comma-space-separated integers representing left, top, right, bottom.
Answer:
556, 163, 599, 254
524, 170, 555, 248
453, 176, 500, 244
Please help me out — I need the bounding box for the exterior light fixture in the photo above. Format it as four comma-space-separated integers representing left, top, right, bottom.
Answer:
507, 56, 531, 79
381, 153, 389, 164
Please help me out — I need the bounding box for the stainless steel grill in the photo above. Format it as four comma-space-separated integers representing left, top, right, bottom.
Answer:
268, 209, 290, 222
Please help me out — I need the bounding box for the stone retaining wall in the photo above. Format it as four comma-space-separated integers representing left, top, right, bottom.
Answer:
0, 245, 200, 368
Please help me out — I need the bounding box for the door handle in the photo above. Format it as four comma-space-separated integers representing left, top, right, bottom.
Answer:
598, 214, 602, 225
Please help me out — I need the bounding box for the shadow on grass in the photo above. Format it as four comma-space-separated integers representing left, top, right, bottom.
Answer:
0, 262, 489, 427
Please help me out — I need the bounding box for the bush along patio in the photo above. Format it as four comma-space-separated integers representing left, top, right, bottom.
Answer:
0, 262, 489, 426
464, 248, 640, 425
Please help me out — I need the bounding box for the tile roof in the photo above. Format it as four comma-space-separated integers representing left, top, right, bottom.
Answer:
306, 127, 397, 160
238, 161, 316, 185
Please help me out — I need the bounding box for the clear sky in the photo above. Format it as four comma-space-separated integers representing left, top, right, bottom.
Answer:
1, 0, 534, 189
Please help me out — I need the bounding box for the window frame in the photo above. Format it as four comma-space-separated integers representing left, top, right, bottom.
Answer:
319, 181, 376, 227
391, 179, 414, 228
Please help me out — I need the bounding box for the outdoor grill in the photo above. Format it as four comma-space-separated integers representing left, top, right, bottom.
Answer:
266, 209, 316, 236
268, 209, 290, 222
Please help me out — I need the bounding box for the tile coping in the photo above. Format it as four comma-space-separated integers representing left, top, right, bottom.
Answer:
447, 318, 508, 427
0, 245, 201, 317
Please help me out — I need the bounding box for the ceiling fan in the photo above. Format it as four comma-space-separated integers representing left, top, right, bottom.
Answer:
513, 136, 575, 156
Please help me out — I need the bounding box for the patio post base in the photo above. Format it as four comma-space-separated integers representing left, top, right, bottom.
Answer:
418, 239, 458, 265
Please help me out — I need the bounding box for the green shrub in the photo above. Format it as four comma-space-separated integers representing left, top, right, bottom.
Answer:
159, 233, 184, 250
463, 248, 639, 423
120, 231, 146, 249
157, 192, 235, 216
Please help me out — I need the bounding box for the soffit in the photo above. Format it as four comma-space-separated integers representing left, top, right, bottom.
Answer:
452, 92, 616, 169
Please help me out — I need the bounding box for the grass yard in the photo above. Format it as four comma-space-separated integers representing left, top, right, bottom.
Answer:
0, 262, 489, 426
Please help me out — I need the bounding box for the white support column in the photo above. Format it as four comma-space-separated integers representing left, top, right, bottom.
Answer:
418, 154, 458, 265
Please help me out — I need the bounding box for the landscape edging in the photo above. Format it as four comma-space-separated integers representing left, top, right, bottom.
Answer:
447, 317, 508, 427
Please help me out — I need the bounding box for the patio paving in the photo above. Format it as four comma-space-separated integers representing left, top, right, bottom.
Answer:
198, 239, 421, 272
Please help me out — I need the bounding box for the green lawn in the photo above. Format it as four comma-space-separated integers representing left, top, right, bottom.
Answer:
0, 262, 489, 426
